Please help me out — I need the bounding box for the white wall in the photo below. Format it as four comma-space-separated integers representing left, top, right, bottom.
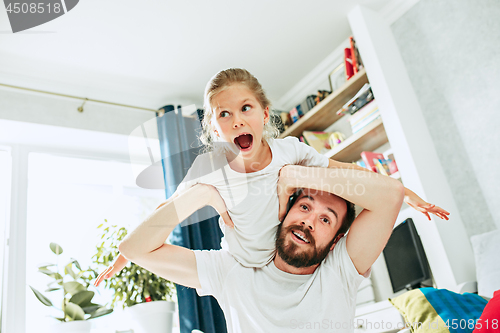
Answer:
390, 0, 499, 233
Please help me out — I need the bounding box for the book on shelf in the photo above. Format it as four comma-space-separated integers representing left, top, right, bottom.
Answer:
344, 36, 363, 80
289, 107, 299, 123
337, 83, 374, 116
360, 151, 398, 176
349, 36, 363, 73
344, 48, 354, 80
351, 113, 381, 134
349, 100, 380, 134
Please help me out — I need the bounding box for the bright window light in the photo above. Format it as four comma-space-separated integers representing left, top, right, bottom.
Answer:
0, 150, 12, 332
25, 152, 169, 332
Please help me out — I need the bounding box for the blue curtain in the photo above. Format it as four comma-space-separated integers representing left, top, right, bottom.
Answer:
156, 105, 227, 333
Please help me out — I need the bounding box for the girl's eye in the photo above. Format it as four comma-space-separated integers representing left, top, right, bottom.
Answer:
242, 105, 251, 112
300, 204, 308, 211
220, 111, 230, 118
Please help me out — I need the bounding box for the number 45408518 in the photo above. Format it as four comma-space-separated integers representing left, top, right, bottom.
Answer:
6, 2, 62, 14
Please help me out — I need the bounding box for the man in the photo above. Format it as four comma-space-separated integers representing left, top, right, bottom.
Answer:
113, 164, 406, 332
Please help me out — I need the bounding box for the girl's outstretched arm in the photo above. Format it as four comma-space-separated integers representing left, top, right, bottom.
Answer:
119, 184, 231, 260
327, 159, 449, 220
94, 184, 232, 287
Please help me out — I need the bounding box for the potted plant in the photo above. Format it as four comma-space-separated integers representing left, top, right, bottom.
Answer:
85, 219, 176, 333
29, 242, 113, 333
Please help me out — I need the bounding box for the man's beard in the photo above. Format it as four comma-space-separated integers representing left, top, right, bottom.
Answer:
275, 223, 335, 268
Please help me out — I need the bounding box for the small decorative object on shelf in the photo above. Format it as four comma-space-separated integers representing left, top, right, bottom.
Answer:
329, 63, 347, 94
302, 130, 345, 154
314, 90, 330, 105
328, 132, 346, 148
277, 111, 292, 132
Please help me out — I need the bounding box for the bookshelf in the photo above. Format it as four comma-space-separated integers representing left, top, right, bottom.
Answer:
279, 68, 368, 139
324, 118, 388, 162
279, 67, 388, 164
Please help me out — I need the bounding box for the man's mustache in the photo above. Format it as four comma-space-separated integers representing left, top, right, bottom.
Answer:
285, 225, 316, 247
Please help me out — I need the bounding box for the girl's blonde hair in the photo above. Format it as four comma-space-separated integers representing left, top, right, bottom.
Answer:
200, 68, 280, 149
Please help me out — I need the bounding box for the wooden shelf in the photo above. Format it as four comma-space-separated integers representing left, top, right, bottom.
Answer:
279, 68, 369, 138
323, 118, 388, 162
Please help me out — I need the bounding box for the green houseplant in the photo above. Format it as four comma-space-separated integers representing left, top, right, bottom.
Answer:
84, 219, 176, 333
86, 219, 176, 308
29, 242, 113, 331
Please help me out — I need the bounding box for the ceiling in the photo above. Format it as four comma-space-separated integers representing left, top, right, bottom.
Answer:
0, 0, 395, 111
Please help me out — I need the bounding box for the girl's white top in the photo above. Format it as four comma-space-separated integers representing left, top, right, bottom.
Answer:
177, 137, 329, 267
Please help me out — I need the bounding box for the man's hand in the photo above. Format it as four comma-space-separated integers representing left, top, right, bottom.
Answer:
93, 253, 128, 287
404, 188, 450, 220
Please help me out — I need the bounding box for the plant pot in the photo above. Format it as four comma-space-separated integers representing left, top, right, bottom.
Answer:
49, 320, 92, 333
124, 301, 175, 333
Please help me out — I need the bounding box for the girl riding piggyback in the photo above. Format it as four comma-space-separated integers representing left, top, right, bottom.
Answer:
94, 68, 449, 285
176, 68, 332, 267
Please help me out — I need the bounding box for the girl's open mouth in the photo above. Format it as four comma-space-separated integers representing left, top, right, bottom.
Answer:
234, 134, 253, 151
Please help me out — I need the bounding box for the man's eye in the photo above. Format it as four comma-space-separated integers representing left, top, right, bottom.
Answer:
220, 111, 230, 118
242, 105, 251, 112
300, 204, 308, 210
322, 218, 330, 224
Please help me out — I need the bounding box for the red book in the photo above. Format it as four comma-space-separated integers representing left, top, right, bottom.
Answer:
344, 48, 354, 80
349, 37, 358, 74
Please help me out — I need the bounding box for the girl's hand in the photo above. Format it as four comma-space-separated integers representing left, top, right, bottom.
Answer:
404, 188, 450, 220
204, 184, 234, 228
93, 253, 129, 287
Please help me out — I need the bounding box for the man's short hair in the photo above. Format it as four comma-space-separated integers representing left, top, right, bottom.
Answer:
286, 189, 356, 240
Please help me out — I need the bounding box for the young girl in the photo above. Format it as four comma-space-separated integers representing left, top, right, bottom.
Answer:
94, 68, 448, 284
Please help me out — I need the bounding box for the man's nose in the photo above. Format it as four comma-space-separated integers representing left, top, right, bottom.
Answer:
301, 214, 315, 231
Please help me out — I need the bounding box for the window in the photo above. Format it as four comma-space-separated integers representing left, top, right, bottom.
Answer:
0, 149, 12, 332
25, 152, 169, 332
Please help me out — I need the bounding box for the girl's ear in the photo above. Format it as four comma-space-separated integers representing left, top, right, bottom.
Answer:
214, 129, 220, 137
263, 106, 270, 125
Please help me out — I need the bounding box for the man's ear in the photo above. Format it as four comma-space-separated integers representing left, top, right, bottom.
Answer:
330, 233, 345, 251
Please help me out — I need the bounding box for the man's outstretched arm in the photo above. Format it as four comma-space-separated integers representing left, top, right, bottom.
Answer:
278, 165, 405, 275
118, 184, 230, 289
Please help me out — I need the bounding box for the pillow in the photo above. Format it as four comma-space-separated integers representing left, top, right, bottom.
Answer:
389, 288, 488, 333
470, 229, 500, 298
473, 289, 500, 333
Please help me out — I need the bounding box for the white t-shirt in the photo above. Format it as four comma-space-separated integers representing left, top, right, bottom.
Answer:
194, 237, 369, 333
177, 137, 329, 267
